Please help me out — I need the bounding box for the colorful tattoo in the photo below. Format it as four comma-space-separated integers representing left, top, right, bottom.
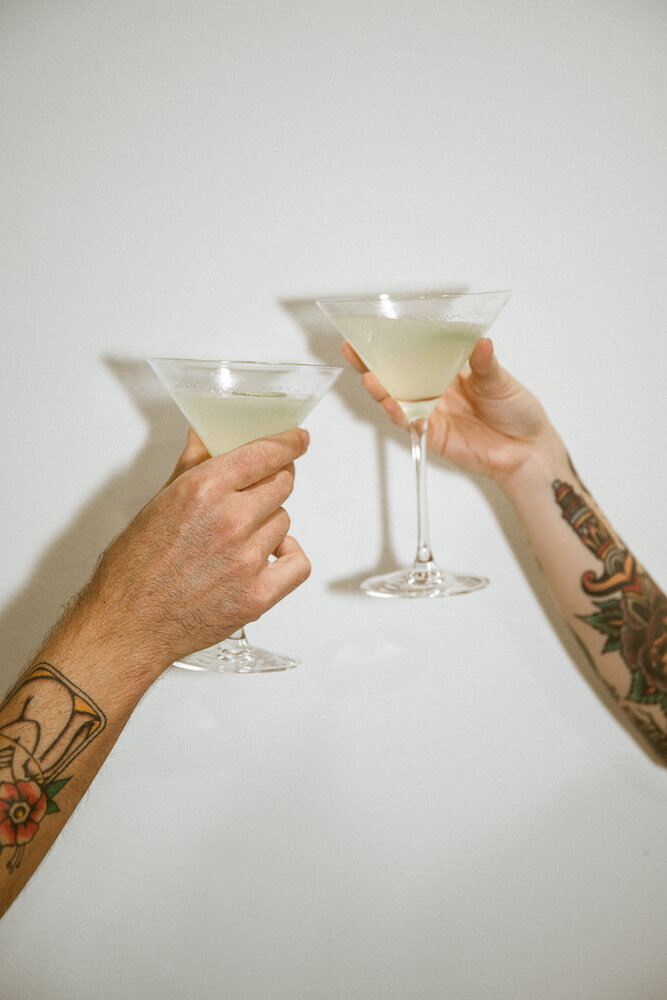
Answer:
554, 481, 667, 751
0, 663, 106, 873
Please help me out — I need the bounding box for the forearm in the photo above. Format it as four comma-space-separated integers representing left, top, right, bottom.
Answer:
502, 444, 667, 763
0, 427, 310, 917
0, 599, 166, 917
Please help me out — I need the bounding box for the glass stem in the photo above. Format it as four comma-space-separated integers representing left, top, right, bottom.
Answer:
217, 628, 252, 661
410, 418, 434, 567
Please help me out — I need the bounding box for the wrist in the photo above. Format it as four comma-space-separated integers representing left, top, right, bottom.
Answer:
499, 432, 571, 505
36, 592, 170, 716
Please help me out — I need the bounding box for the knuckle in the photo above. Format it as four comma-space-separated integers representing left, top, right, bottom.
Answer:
247, 537, 268, 571
229, 437, 281, 481
253, 437, 282, 467
297, 553, 312, 584
278, 507, 291, 533
279, 465, 296, 497
183, 468, 217, 509
221, 506, 251, 544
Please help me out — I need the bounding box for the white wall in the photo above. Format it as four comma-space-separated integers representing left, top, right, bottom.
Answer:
1, 1, 666, 997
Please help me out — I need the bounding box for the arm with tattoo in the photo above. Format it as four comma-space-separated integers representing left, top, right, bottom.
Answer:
0, 645, 143, 914
0, 427, 311, 916
552, 478, 667, 755
345, 336, 666, 761
503, 457, 667, 762
0, 662, 107, 875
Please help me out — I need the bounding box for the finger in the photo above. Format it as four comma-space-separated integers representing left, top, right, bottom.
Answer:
163, 428, 211, 488
240, 463, 296, 522
253, 507, 291, 562
341, 341, 368, 372
361, 370, 390, 402
218, 428, 309, 492
381, 396, 409, 429
260, 534, 311, 600
360, 372, 409, 429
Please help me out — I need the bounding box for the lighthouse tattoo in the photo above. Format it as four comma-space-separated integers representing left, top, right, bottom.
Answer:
553, 480, 667, 756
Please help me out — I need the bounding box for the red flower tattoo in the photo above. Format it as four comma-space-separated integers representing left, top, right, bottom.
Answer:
0, 781, 48, 847
0, 781, 48, 848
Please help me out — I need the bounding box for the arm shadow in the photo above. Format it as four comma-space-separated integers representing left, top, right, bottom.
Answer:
0, 356, 185, 695
280, 295, 405, 589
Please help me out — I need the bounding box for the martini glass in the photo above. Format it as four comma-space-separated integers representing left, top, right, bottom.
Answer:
148, 358, 342, 671
317, 290, 510, 598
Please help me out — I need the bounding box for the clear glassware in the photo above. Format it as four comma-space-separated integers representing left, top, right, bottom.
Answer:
317, 290, 510, 598
148, 358, 342, 671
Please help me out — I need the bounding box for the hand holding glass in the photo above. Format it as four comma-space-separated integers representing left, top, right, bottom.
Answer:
317, 291, 510, 597
148, 358, 341, 672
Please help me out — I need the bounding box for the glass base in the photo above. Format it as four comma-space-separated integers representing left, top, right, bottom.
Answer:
174, 640, 299, 674
360, 563, 489, 599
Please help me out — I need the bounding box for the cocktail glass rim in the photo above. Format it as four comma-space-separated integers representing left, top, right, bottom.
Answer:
147, 357, 343, 371
316, 289, 512, 305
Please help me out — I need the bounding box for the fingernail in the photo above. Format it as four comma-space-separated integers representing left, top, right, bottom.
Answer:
300, 429, 310, 448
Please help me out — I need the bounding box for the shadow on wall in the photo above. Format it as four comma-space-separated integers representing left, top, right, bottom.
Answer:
281, 293, 663, 766
0, 326, 659, 767
280, 295, 406, 589
0, 356, 186, 694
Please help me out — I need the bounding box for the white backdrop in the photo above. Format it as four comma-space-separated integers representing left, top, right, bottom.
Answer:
1, 1, 666, 997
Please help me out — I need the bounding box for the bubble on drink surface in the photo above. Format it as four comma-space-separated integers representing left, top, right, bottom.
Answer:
231, 389, 288, 398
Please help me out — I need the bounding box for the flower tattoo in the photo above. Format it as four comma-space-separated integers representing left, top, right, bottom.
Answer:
0, 662, 106, 873
0, 781, 48, 873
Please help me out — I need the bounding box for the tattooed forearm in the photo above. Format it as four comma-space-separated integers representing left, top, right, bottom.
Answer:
0, 663, 106, 873
553, 481, 667, 753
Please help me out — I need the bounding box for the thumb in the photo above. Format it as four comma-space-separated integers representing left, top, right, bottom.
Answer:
468, 337, 499, 379
162, 428, 211, 489
467, 338, 516, 398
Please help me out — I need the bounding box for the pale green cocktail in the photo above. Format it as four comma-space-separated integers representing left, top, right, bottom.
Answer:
331, 315, 485, 421
171, 388, 321, 456
148, 358, 342, 672
317, 291, 510, 598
